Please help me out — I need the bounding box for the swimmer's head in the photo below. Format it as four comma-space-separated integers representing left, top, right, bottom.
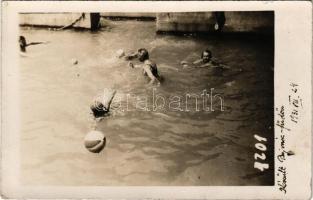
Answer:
137, 48, 149, 62
19, 36, 27, 52
201, 49, 212, 63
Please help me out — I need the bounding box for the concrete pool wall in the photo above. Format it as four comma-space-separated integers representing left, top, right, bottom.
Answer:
19, 12, 273, 34
156, 12, 274, 33
20, 13, 92, 29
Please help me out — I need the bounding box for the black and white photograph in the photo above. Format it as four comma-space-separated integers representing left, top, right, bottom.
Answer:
1, 1, 312, 199
18, 11, 274, 186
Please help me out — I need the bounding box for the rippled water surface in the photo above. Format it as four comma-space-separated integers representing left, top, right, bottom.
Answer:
20, 20, 274, 186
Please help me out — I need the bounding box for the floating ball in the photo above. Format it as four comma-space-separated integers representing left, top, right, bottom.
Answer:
84, 130, 106, 153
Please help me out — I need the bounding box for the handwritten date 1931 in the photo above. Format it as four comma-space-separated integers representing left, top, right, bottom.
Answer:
254, 134, 269, 172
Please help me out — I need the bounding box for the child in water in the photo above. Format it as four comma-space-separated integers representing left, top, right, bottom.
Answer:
120, 48, 160, 85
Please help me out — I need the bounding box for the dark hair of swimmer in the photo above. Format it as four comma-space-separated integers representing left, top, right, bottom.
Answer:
90, 102, 107, 118
137, 48, 149, 62
201, 49, 212, 63
19, 36, 27, 52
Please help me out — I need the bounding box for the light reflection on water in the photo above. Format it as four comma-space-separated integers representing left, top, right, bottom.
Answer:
20, 20, 274, 186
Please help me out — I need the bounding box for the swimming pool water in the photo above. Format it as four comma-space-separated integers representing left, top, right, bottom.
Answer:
20, 20, 274, 186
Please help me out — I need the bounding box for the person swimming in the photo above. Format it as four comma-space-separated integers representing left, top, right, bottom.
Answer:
126, 48, 160, 85
181, 49, 229, 69
90, 88, 116, 119
19, 35, 49, 53
193, 49, 215, 66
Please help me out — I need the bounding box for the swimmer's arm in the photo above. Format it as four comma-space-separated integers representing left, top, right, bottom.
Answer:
124, 52, 138, 60
143, 65, 159, 85
26, 41, 50, 46
219, 63, 230, 69
133, 64, 142, 69
198, 63, 212, 68
211, 61, 230, 69
210, 59, 230, 69
128, 62, 142, 68
192, 59, 203, 65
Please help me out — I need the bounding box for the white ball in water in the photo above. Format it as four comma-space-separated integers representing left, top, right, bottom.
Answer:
84, 130, 106, 153
116, 49, 125, 58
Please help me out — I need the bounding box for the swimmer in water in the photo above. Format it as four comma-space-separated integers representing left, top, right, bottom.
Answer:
181, 49, 230, 69
127, 48, 160, 85
19, 35, 49, 53
193, 49, 229, 69
192, 49, 213, 66
90, 89, 116, 119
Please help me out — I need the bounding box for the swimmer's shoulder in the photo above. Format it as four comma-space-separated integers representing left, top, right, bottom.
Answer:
144, 60, 152, 65
144, 60, 157, 67
193, 59, 203, 65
